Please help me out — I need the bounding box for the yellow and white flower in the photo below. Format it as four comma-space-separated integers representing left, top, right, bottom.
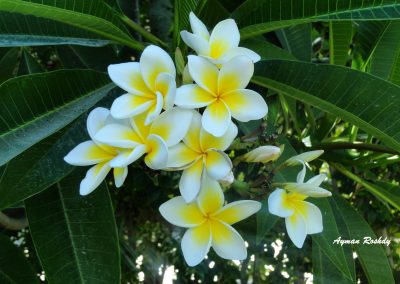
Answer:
94, 107, 193, 170
64, 107, 128, 195
175, 55, 267, 137
108, 45, 176, 125
268, 167, 331, 248
159, 176, 261, 266
242, 145, 282, 163
166, 111, 237, 202
181, 12, 260, 64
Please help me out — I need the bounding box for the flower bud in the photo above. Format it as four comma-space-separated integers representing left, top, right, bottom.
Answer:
219, 171, 234, 187
284, 150, 324, 166
243, 145, 282, 163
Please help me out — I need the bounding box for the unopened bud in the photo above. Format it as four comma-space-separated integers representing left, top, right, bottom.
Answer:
284, 150, 324, 166
219, 171, 234, 186
243, 145, 282, 163
182, 64, 193, 84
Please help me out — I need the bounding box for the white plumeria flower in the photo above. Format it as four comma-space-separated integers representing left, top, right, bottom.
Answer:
166, 111, 237, 202
242, 145, 282, 163
284, 150, 324, 167
159, 176, 261, 266
268, 188, 323, 248
94, 108, 193, 170
108, 45, 176, 125
181, 12, 260, 64
64, 108, 129, 195
175, 55, 267, 137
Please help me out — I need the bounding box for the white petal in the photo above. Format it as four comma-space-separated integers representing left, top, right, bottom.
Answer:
109, 145, 147, 167
282, 183, 332, 197
218, 56, 254, 94
113, 167, 128, 188
150, 107, 193, 147
95, 124, 142, 148
181, 222, 211, 267
284, 150, 324, 166
87, 107, 109, 141
268, 188, 294, 218
155, 73, 176, 110
197, 176, 224, 215
205, 149, 232, 180
180, 31, 210, 55
220, 47, 261, 63
175, 84, 215, 109
210, 220, 247, 260
202, 100, 231, 137
110, 94, 153, 119
64, 141, 114, 166
213, 200, 261, 225
200, 121, 238, 151
140, 45, 175, 91
107, 62, 152, 95
306, 174, 326, 186
80, 162, 111, 195
285, 213, 307, 248
144, 92, 163, 125
297, 163, 307, 184
209, 19, 240, 59
179, 159, 204, 203
144, 134, 168, 169
222, 89, 268, 122
159, 196, 205, 227
187, 55, 218, 94
299, 201, 323, 234
166, 143, 199, 169
189, 12, 210, 40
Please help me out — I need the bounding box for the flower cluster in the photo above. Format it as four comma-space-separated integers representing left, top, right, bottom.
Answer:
64, 13, 330, 266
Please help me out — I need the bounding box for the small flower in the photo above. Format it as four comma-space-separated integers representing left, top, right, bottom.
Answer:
284, 150, 324, 167
94, 108, 193, 170
268, 188, 324, 248
166, 111, 237, 202
64, 108, 128, 195
159, 176, 261, 266
181, 12, 260, 64
175, 55, 267, 137
108, 45, 176, 125
242, 145, 282, 163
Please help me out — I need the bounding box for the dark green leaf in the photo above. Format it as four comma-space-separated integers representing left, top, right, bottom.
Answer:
241, 38, 296, 61
0, 47, 19, 84
18, 49, 44, 75
276, 23, 312, 61
25, 173, 120, 284
0, 70, 113, 166
256, 198, 278, 244
329, 22, 353, 65
0, 233, 40, 284
253, 60, 400, 152
232, 0, 400, 39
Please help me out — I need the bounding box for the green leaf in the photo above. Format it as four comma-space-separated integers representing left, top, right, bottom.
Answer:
332, 194, 395, 284
253, 60, 400, 152
276, 23, 312, 61
355, 21, 389, 61
18, 49, 44, 75
256, 198, 278, 245
25, 173, 120, 284
0, 70, 113, 166
241, 38, 296, 61
232, 0, 400, 39
0, 0, 143, 50
0, 47, 19, 84
329, 22, 353, 65
374, 181, 400, 209
0, 12, 111, 47
0, 233, 40, 284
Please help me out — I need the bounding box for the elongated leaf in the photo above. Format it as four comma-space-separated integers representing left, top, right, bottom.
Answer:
25, 174, 120, 284
253, 60, 400, 152
355, 21, 389, 61
232, 0, 400, 39
18, 49, 44, 75
256, 198, 278, 245
374, 181, 400, 209
0, 233, 40, 284
242, 38, 296, 61
0, 47, 19, 83
0, 0, 143, 50
332, 194, 395, 284
329, 22, 353, 65
0, 12, 110, 47
0, 70, 113, 166
276, 23, 312, 61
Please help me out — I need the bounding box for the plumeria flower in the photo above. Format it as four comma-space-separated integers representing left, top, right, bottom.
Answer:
242, 145, 282, 163
108, 45, 176, 125
181, 12, 260, 64
283, 150, 324, 167
166, 111, 237, 202
159, 176, 261, 266
64, 108, 129, 195
175, 55, 267, 137
94, 108, 193, 170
